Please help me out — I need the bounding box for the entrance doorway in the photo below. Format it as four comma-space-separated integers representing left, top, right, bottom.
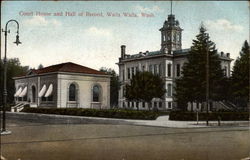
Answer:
32, 86, 36, 103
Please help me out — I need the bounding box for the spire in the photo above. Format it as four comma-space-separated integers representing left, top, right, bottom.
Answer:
171, 0, 173, 15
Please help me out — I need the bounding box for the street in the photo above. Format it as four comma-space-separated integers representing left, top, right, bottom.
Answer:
1, 118, 250, 160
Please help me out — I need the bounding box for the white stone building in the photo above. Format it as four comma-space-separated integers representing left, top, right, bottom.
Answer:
117, 14, 232, 111
13, 62, 110, 109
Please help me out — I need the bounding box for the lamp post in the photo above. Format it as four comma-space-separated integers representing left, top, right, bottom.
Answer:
1, 19, 21, 135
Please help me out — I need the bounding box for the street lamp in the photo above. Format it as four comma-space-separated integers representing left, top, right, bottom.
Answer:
1, 19, 21, 135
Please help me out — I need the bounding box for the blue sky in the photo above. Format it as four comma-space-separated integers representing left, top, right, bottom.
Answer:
1, 1, 249, 72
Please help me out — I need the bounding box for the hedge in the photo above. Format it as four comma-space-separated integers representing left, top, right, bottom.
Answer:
169, 111, 249, 121
21, 107, 169, 120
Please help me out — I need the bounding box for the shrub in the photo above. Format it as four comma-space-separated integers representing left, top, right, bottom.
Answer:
21, 107, 169, 120
169, 111, 249, 121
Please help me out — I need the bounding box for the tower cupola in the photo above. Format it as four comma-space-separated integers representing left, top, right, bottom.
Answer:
160, 3, 183, 54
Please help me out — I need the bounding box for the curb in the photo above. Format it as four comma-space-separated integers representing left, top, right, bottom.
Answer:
6, 112, 132, 125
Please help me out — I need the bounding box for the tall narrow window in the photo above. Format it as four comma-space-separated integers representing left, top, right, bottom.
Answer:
142, 102, 145, 108
69, 84, 76, 101
167, 64, 172, 77
127, 68, 130, 79
93, 85, 101, 102
131, 67, 134, 77
159, 102, 162, 108
159, 64, 162, 75
122, 69, 125, 81
135, 66, 139, 73
154, 64, 157, 75
142, 65, 145, 72
167, 84, 172, 97
224, 66, 227, 76
176, 64, 180, 77
149, 65, 153, 73
168, 102, 172, 108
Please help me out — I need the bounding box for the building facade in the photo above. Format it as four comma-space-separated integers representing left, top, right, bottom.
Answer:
117, 14, 232, 111
13, 62, 110, 109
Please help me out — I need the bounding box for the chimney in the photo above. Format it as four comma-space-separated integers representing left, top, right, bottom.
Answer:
220, 52, 224, 57
226, 53, 230, 57
121, 45, 126, 59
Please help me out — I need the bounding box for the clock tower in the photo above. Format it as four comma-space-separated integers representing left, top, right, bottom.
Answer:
160, 14, 183, 54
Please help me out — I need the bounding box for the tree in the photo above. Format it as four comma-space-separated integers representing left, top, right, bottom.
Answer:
231, 40, 249, 109
125, 71, 166, 110
37, 64, 44, 69
99, 67, 120, 108
0, 58, 29, 105
174, 25, 225, 111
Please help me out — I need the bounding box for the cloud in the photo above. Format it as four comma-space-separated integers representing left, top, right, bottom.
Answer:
84, 27, 112, 37
134, 5, 163, 13
204, 19, 244, 32
23, 16, 61, 26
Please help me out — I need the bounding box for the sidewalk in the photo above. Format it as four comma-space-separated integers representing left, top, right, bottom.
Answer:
6, 112, 250, 128
124, 116, 250, 128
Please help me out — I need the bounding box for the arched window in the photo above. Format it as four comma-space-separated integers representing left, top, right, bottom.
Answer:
69, 83, 76, 101
93, 85, 101, 102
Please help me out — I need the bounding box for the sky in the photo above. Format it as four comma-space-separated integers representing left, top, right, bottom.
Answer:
1, 1, 249, 73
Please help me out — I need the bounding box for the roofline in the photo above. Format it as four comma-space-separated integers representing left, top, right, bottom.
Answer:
118, 53, 172, 64
117, 50, 233, 65
13, 71, 111, 80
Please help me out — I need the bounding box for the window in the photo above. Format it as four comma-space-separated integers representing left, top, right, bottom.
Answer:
127, 68, 130, 79
69, 83, 76, 101
122, 86, 125, 97
167, 84, 172, 97
159, 64, 162, 75
176, 64, 180, 77
159, 102, 162, 108
142, 65, 145, 71
136, 66, 139, 73
93, 85, 101, 102
42, 97, 46, 101
131, 67, 135, 77
154, 64, 157, 74
122, 69, 125, 81
168, 102, 172, 108
132, 101, 134, 107
177, 34, 180, 42
149, 65, 153, 73
167, 64, 172, 77
136, 102, 139, 108
142, 102, 145, 108
154, 102, 157, 108
167, 32, 171, 41
48, 95, 53, 101
23, 95, 27, 101
224, 66, 227, 76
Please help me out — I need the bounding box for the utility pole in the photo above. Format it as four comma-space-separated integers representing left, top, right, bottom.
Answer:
206, 43, 209, 126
